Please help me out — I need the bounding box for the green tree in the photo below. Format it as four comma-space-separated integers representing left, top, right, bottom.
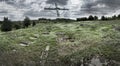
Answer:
1, 17, 12, 32
14, 24, 21, 29
112, 15, 117, 20
77, 17, 88, 21
88, 15, 94, 20
94, 16, 98, 20
32, 21, 36, 27
117, 14, 120, 19
101, 16, 107, 20
23, 17, 31, 28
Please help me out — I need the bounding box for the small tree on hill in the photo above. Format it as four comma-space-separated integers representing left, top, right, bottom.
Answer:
112, 15, 117, 20
94, 16, 98, 20
32, 21, 36, 27
117, 14, 120, 19
101, 16, 107, 20
23, 17, 31, 28
1, 17, 12, 32
88, 15, 94, 20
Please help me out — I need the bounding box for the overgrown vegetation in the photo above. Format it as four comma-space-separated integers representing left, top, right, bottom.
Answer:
0, 19, 120, 66
77, 14, 120, 21
1, 17, 12, 32
23, 17, 31, 28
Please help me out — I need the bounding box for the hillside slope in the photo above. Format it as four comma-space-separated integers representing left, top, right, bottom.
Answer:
0, 20, 120, 66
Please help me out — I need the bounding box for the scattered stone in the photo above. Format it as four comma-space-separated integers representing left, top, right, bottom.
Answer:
19, 44, 28, 46
30, 42, 36, 44
33, 34, 39, 38
40, 45, 50, 66
56, 32, 65, 36
56, 34, 75, 43
45, 46, 50, 51
115, 26, 120, 31
56, 37, 64, 43
29, 37, 37, 40
90, 56, 103, 66
63, 36, 75, 42
13, 49, 17, 52
19, 41, 29, 46
80, 24, 84, 26
99, 55, 106, 63
69, 38, 75, 42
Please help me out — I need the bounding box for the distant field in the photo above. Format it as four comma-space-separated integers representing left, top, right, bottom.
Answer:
0, 20, 120, 66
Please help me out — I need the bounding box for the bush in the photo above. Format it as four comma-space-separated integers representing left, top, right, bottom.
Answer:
94, 16, 98, 20
77, 17, 88, 21
1, 17, 13, 32
14, 24, 21, 29
77, 16, 98, 21
112, 15, 117, 20
88, 15, 94, 20
23, 17, 31, 28
117, 14, 120, 19
32, 21, 36, 27
101, 16, 107, 20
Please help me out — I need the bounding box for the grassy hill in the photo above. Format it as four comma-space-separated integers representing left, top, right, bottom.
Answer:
0, 20, 120, 66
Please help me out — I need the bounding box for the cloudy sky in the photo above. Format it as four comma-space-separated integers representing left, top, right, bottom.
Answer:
0, 0, 120, 20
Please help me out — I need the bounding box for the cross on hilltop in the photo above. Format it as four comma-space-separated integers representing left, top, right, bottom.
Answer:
44, 3, 69, 17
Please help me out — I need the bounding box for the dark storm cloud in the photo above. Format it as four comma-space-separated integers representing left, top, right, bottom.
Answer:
97, 0, 120, 8
46, 0, 68, 5
0, 10, 8, 13
0, 0, 8, 1
80, 0, 120, 15
0, 0, 28, 9
0, 0, 120, 20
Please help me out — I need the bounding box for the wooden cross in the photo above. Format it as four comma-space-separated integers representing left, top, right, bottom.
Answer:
44, 3, 69, 17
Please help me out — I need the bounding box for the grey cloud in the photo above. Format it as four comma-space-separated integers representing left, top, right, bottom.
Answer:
0, 0, 29, 9
46, 0, 68, 5
97, 0, 120, 8
0, 0, 120, 20
24, 11, 41, 17
80, 0, 120, 15
24, 10, 56, 17
0, 10, 8, 13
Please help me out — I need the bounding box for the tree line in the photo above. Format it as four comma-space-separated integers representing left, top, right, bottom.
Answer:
0, 17, 75, 32
77, 14, 120, 21
1, 14, 120, 32
0, 17, 36, 32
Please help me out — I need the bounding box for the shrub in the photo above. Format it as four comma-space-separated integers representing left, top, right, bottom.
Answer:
23, 17, 31, 28
88, 15, 94, 20
32, 21, 36, 27
14, 24, 21, 29
1, 17, 12, 32
94, 16, 98, 20
101, 16, 107, 20
117, 14, 120, 19
112, 15, 117, 20
77, 17, 88, 21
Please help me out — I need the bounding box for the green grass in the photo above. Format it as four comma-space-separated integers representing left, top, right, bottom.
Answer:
0, 20, 120, 65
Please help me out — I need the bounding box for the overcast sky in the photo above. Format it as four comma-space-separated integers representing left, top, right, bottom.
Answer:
0, 0, 120, 20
